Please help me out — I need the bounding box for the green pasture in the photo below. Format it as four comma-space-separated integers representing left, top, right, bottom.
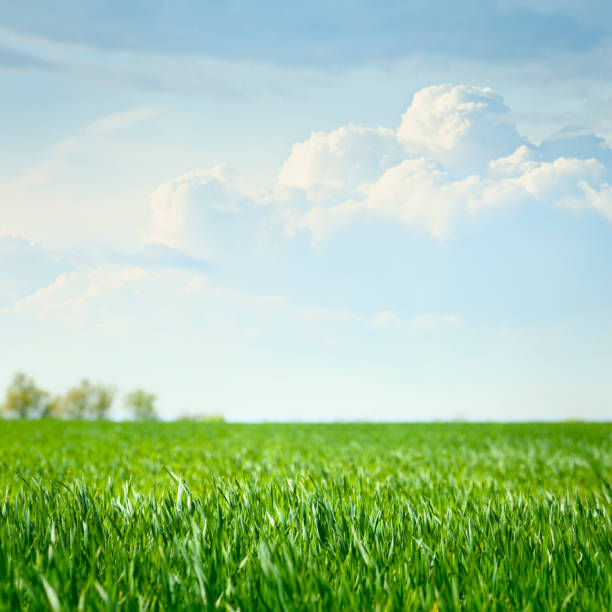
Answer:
0, 421, 610, 610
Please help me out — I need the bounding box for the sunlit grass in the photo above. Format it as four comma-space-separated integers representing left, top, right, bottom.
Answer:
1, 421, 610, 610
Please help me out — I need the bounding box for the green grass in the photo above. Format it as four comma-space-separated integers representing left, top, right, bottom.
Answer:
0, 421, 610, 610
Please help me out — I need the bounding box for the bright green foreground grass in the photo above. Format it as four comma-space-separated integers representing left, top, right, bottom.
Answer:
0, 422, 610, 611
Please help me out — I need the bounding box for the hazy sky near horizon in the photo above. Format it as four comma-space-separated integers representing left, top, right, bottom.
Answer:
2, 1, 612, 421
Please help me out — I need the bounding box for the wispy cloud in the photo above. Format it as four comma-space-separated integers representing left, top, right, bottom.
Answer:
87, 107, 160, 135
0, 45, 56, 70
5, 106, 159, 188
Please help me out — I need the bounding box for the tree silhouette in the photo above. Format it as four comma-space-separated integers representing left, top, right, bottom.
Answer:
1, 372, 51, 419
62, 380, 115, 420
125, 389, 158, 421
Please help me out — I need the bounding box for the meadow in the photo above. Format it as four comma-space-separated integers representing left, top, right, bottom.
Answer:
0, 421, 610, 610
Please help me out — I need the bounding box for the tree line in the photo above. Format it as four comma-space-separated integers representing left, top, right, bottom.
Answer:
0, 373, 157, 421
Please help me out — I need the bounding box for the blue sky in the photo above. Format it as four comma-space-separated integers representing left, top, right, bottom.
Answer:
1, 1, 612, 420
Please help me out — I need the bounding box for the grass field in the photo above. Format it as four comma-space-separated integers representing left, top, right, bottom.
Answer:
0, 421, 610, 610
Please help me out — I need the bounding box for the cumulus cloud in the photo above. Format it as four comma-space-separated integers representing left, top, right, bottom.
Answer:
143, 83, 612, 251
278, 125, 402, 202
363, 159, 479, 238
145, 164, 263, 260
272, 84, 612, 240
580, 182, 612, 220
397, 84, 524, 173
476, 155, 604, 212
538, 127, 612, 178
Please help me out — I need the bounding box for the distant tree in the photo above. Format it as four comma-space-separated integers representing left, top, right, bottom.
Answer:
125, 389, 158, 421
41, 395, 63, 419
1, 372, 50, 419
61, 383, 89, 419
62, 380, 115, 420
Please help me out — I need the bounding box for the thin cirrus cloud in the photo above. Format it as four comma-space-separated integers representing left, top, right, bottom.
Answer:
145, 83, 612, 252
10, 261, 462, 341
87, 107, 160, 136
7, 106, 160, 189
1, 2, 605, 67
0, 233, 70, 307
12, 267, 152, 319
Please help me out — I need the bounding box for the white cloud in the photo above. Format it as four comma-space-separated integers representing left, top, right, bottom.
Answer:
488, 145, 539, 175
5, 106, 160, 189
272, 85, 612, 240
87, 107, 160, 135
140, 83, 612, 249
363, 159, 479, 238
397, 84, 524, 173
283, 198, 362, 241
579, 181, 612, 220
12, 261, 464, 341
278, 125, 402, 202
13, 266, 152, 318
371, 310, 401, 329
182, 274, 290, 312
289, 152, 604, 240
181, 275, 464, 332
289, 158, 477, 240
0, 233, 70, 306
145, 165, 262, 259
408, 313, 464, 331
372, 310, 463, 332
513, 157, 603, 204
475, 156, 604, 212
